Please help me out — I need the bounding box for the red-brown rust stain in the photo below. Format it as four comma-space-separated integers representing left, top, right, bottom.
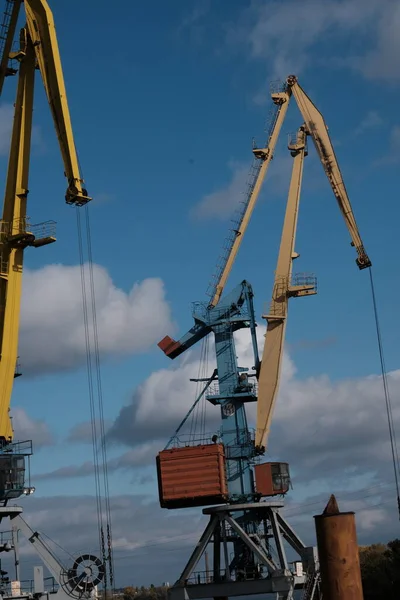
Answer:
315, 495, 364, 600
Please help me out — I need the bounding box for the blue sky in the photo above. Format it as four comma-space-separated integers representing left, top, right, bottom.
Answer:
1, 0, 400, 588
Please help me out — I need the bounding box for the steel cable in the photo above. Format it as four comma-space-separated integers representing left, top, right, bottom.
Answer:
368, 267, 400, 519
75, 201, 114, 593
76, 209, 103, 556
84, 205, 115, 587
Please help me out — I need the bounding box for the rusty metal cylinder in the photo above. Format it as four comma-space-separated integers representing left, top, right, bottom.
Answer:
314, 495, 364, 600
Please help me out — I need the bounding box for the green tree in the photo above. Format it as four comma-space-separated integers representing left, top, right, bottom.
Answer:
123, 587, 137, 600
359, 539, 400, 600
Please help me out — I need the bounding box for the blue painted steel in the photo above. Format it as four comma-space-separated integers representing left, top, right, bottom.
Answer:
165, 371, 217, 450
165, 280, 262, 574
171, 280, 260, 501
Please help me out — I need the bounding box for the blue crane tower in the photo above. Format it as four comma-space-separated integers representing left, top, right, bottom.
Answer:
156, 76, 371, 600
160, 280, 261, 503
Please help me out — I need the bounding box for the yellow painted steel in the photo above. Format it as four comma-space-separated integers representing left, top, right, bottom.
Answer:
0, 0, 22, 95
0, 0, 90, 444
204, 74, 371, 454
255, 127, 314, 451
210, 88, 292, 308
25, 0, 91, 205
289, 76, 370, 269
255, 77, 371, 452
0, 36, 35, 443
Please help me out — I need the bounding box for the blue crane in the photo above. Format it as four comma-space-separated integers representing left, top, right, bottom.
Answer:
160, 280, 260, 503
156, 76, 371, 600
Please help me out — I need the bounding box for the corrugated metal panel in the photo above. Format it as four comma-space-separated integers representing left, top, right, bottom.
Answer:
254, 462, 273, 496
254, 462, 290, 497
157, 443, 228, 509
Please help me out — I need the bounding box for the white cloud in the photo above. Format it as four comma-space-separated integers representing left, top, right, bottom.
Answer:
353, 111, 383, 137
12, 407, 54, 448
107, 352, 212, 449
107, 323, 400, 486
0, 103, 44, 156
192, 154, 294, 221
373, 125, 400, 166
38, 317, 400, 496
30, 321, 400, 580
176, 1, 210, 36
349, 503, 388, 532
226, 0, 399, 84
355, 1, 400, 82
19, 264, 174, 374
391, 125, 400, 148
24, 322, 400, 585
34, 442, 161, 481
273, 368, 400, 480
7, 494, 205, 586
67, 418, 113, 443
92, 192, 116, 205
9, 488, 398, 588
41, 314, 398, 493
191, 161, 250, 220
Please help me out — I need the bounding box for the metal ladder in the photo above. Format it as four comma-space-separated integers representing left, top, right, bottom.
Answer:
302, 568, 322, 600
206, 97, 284, 300
0, 0, 16, 62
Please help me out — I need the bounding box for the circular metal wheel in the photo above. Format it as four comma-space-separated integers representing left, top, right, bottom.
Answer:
66, 554, 105, 595
286, 74, 298, 86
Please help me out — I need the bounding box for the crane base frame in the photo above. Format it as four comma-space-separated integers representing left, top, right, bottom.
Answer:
0, 506, 103, 600
168, 502, 318, 600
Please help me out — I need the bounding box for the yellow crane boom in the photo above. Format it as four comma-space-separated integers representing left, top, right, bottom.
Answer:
0, 0, 90, 444
204, 74, 371, 454
255, 127, 314, 452
255, 77, 371, 452
288, 75, 370, 270
209, 85, 292, 307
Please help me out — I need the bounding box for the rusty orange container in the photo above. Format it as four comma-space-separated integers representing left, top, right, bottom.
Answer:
254, 462, 290, 496
156, 443, 228, 509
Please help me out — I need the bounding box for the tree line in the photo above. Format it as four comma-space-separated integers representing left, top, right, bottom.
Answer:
359, 538, 400, 600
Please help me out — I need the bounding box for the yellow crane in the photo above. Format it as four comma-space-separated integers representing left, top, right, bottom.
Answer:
208, 74, 371, 455
0, 0, 90, 457
0, 5, 113, 591
0, 3, 108, 595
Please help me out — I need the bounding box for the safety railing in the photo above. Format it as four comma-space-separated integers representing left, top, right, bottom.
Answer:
2, 576, 57, 596
188, 564, 266, 585
0, 218, 56, 241
206, 380, 258, 398
167, 432, 217, 449
0, 439, 33, 456
28, 219, 56, 241
291, 272, 317, 289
